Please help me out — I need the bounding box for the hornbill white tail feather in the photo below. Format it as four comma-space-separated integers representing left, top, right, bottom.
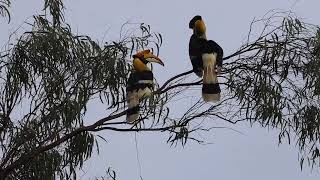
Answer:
202, 53, 221, 102
126, 91, 140, 123
126, 87, 152, 123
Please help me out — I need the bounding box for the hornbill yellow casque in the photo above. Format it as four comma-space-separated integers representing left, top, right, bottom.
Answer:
188, 15, 224, 102
126, 50, 164, 123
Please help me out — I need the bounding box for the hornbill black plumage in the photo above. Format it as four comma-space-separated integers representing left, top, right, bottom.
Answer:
126, 50, 164, 123
188, 15, 224, 102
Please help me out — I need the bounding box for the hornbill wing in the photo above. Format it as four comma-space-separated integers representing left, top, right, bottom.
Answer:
126, 71, 140, 123
207, 40, 224, 68
126, 90, 139, 123
189, 34, 207, 77
126, 71, 154, 123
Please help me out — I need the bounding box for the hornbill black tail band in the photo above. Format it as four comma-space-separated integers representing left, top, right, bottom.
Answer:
202, 83, 221, 94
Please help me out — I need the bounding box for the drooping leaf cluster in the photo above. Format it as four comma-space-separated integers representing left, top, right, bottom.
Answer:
44, 0, 64, 26
0, 0, 10, 22
222, 12, 320, 168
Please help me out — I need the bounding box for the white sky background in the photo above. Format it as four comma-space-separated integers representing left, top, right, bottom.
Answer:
1, 0, 320, 179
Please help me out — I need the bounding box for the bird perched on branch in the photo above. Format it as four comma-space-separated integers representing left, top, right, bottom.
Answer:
188, 15, 224, 102
126, 50, 164, 123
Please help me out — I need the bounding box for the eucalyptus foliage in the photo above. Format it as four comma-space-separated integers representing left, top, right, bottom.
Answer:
0, 1, 320, 179
0, 0, 10, 22
223, 12, 320, 168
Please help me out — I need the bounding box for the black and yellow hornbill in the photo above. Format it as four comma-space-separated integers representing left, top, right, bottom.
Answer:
188, 15, 224, 102
126, 50, 164, 123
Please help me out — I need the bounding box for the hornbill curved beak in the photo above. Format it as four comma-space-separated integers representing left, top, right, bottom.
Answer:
134, 49, 164, 66
144, 53, 164, 66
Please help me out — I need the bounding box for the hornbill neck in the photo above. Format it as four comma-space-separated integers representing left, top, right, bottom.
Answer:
193, 30, 207, 39
133, 58, 150, 72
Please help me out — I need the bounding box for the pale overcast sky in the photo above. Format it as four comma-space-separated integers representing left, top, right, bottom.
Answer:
1, 0, 320, 180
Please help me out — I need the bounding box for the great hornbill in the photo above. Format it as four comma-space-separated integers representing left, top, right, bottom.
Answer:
188, 15, 224, 102
126, 50, 164, 123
